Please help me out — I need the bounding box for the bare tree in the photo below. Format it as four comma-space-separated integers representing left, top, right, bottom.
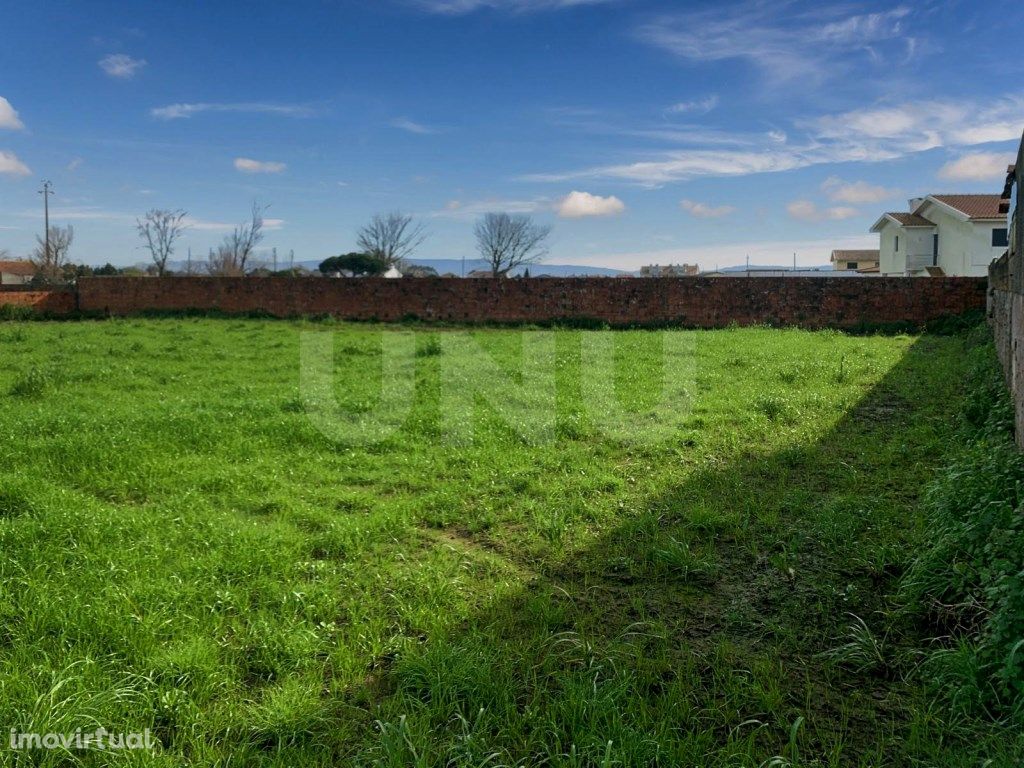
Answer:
213, 201, 268, 275
206, 245, 244, 276
137, 209, 188, 276
30, 225, 73, 282
356, 212, 427, 267
474, 213, 551, 277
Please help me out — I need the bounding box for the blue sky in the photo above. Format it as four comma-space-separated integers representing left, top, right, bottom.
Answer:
1, 0, 1022, 270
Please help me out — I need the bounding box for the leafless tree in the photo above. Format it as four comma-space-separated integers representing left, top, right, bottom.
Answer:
206, 245, 244, 276
211, 201, 268, 275
356, 212, 427, 267
474, 213, 551, 277
137, 209, 188, 276
30, 225, 73, 282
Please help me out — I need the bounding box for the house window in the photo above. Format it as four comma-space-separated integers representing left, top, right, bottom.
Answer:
992, 228, 1008, 248
895, 235, 899, 252
933, 234, 939, 266
846, 262, 858, 270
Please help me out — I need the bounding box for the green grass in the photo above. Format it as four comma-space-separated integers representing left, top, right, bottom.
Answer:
0, 318, 1019, 766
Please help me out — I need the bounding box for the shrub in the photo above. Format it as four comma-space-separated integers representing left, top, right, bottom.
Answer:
0, 303, 35, 321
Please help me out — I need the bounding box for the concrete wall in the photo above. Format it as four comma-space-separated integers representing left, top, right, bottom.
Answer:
989, 251, 1024, 446
73, 276, 987, 330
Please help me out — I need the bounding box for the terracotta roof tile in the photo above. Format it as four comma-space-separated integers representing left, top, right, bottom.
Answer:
0, 260, 36, 276
886, 212, 935, 227
930, 194, 1005, 219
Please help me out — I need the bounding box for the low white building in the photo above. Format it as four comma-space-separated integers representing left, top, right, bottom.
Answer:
0, 260, 36, 285
870, 194, 1008, 276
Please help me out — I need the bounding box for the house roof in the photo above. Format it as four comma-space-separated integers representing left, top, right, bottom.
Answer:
871, 212, 935, 232
0, 260, 36, 276
928, 194, 1005, 220
830, 249, 879, 261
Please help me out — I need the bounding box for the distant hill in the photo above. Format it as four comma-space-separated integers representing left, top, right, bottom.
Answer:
717, 264, 834, 272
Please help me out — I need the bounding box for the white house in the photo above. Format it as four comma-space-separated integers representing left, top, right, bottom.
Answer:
870, 194, 1008, 276
0, 260, 36, 285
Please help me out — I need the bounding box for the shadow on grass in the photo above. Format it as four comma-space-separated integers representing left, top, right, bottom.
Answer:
356, 333, 1012, 767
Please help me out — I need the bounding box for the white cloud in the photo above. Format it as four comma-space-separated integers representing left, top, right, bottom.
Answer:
0, 150, 30, 177
99, 53, 146, 79
523, 144, 895, 186
234, 157, 287, 174
390, 117, 439, 135
557, 191, 625, 218
680, 199, 735, 218
432, 197, 550, 219
937, 152, 1013, 182
416, 0, 616, 14
636, 5, 911, 84
66, 157, 84, 172
0, 97, 25, 130
151, 102, 314, 120
811, 98, 1024, 152
786, 200, 859, 222
821, 176, 899, 204
525, 96, 1024, 187
666, 96, 718, 115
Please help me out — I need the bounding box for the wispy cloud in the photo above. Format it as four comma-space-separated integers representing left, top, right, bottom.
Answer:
14, 206, 130, 221
810, 97, 1024, 151
636, 4, 912, 84
234, 157, 287, 174
786, 200, 859, 222
0, 97, 25, 130
557, 191, 625, 218
666, 95, 718, 115
67, 157, 84, 172
151, 102, 314, 120
390, 117, 440, 135
414, 0, 616, 14
680, 199, 735, 219
937, 152, 1014, 181
0, 150, 30, 177
524, 96, 1024, 186
821, 176, 900, 204
432, 197, 550, 218
99, 53, 147, 79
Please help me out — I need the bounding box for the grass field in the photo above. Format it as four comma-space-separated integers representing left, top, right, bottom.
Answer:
0, 318, 1019, 766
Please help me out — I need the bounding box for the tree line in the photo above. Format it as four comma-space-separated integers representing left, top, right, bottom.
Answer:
11, 203, 552, 282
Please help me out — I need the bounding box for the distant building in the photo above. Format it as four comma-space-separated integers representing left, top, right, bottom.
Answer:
870, 195, 1008, 276
830, 249, 879, 272
639, 263, 700, 277
0, 260, 36, 285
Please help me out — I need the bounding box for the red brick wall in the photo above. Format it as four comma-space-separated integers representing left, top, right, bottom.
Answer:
0, 287, 76, 315
76, 276, 987, 329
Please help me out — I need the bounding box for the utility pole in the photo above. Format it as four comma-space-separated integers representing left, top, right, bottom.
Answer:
38, 181, 53, 263
187, 246, 192, 275
272, 247, 278, 273
289, 249, 294, 270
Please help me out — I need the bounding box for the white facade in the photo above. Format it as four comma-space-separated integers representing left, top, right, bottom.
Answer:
872, 196, 1008, 277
